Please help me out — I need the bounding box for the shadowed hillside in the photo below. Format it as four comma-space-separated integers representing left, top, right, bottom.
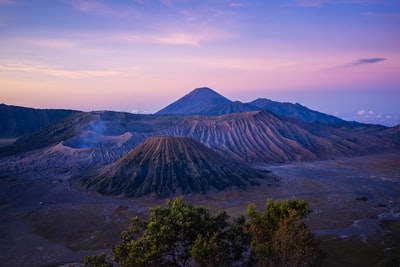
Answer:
73, 136, 273, 197
200, 101, 259, 115
249, 98, 344, 124
0, 103, 80, 138
0, 112, 97, 157
381, 124, 400, 148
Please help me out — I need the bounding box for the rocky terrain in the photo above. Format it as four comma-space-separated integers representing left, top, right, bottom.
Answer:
0, 87, 399, 266
73, 136, 275, 197
0, 152, 399, 266
0, 110, 396, 171
158, 110, 394, 162
2, 88, 396, 165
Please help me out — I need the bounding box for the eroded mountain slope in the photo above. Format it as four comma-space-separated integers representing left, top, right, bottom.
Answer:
158, 111, 393, 162
73, 136, 274, 197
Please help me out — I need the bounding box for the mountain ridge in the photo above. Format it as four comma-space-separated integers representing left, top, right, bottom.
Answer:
157, 110, 392, 162
1, 87, 397, 164
0, 103, 80, 138
1, 109, 395, 163
1, 89, 398, 199
249, 98, 344, 124
156, 87, 346, 125
0, 87, 391, 141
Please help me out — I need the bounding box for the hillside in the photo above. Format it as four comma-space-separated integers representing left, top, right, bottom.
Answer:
200, 101, 259, 115
158, 110, 392, 162
381, 124, 400, 148
73, 136, 272, 197
0, 112, 97, 157
1, 109, 395, 164
0, 103, 80, 138
1, 88, 397, 168
249, 98, 344, 124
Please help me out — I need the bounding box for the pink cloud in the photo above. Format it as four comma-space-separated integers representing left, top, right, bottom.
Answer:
28, 38, 77, 48
0, 63, 121, 79
111, 28, 235, 46
229, 2, 245, 8
153, 32, 215, 46
294, 0, 374, 7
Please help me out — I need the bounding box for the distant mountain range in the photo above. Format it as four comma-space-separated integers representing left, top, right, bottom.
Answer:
1, 87, 398, 197
156, 87, 345, 124
1, 87, 394, 140
1, 90, 396, 160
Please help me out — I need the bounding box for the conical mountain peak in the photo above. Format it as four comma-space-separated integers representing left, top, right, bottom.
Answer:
74, 136, 271, 198
156, 87, 231, 115
188, 87, 226, 97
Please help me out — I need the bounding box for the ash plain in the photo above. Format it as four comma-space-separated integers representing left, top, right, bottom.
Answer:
0, 152, 399, 266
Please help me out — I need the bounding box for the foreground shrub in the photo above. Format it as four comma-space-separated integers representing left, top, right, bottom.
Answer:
84, 198, 324, 267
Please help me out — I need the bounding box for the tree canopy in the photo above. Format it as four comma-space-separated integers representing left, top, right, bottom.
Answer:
84, 198, 324, 267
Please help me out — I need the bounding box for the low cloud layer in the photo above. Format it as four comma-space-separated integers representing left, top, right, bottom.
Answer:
338, 109, 400, 126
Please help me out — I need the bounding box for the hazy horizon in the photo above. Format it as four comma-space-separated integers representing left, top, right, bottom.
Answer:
1, 0, 399, 125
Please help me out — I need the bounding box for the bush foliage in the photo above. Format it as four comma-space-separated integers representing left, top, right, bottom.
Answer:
84, 198, 323, 267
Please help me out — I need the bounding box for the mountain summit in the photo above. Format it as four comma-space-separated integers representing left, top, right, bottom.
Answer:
156, 87, 231, 114
156, 87, 346, 124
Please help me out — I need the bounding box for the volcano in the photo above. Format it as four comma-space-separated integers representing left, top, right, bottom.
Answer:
156, 87, 231, 115
73, 136, 273, 198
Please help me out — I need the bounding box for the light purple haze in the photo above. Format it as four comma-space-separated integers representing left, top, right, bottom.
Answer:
0, 0, 399, 125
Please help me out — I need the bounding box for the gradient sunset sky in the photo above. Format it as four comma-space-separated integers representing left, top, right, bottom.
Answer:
1, 0, 399, 125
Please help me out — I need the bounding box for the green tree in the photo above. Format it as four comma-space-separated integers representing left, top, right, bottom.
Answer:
112, 198, 242, 267
246, 198, 324, 266
83, 253, 112, 267
83, 198, 324, 267
190, 215, 250, 267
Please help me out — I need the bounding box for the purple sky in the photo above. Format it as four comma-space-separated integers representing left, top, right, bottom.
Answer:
0, 0, 399, 125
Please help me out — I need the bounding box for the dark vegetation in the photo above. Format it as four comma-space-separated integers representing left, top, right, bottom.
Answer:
84, 198, 324, 267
